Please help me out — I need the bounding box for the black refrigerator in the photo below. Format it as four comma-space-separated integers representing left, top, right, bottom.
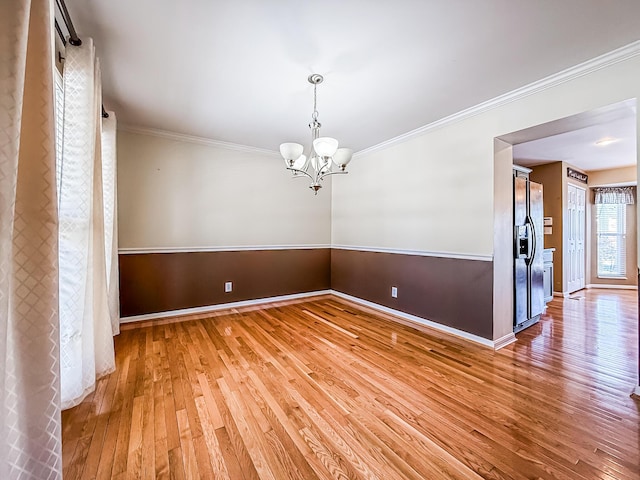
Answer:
514, 173, 545, 333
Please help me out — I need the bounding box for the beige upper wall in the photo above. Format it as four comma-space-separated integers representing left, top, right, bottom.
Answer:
332, 53, 640, 258
117, 131, 331, 248
588, 165, 637, 186
332, 113, 497, 255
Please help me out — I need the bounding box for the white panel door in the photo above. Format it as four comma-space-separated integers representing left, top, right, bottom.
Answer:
567, 184, 586, 293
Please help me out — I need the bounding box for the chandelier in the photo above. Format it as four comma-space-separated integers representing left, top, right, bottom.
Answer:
279, 74, 353, 194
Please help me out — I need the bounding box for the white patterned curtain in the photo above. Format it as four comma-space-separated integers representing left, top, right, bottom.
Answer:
593, 186, 636, 204
102, 111, 120, 335
59, 38, 116, 409
0, 0, 63, 478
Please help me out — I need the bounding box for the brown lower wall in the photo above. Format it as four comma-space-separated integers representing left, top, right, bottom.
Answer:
119, 249, 331, 317
330, 249, 494, 339
119, 247, 494, 340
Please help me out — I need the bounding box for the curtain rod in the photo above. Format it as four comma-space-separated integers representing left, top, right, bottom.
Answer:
55, 0, 81, 46
54, 20, 66, 46
54, 0, 109, 118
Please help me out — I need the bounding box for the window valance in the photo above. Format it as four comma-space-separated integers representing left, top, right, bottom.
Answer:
593, 186, 635, 205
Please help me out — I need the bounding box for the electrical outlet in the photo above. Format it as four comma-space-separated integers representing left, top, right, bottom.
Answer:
391, 286, 398, 298
225, 281, 232, 293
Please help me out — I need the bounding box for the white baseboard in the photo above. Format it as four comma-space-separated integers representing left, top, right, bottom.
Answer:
493, 332, 517, 350
586, 284, 637, 290
121, 289, 512, 350
329, 290, 496, 348
554, 285, 637, 298
120, 290, 331, 323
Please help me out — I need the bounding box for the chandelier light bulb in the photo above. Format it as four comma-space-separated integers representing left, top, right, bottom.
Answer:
292, 154, 307, 170
312, 137, 339, 158
332, 148, 353, 170
280, 143, 304, 163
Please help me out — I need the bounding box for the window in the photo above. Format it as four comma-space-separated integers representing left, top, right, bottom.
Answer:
596, 203, 626, 278
53, 46, 120, 409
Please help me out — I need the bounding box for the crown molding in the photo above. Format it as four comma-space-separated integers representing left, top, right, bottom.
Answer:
355, 40, 640, 158
118, 124, 280, 157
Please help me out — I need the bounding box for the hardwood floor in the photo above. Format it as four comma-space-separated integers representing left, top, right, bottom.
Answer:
62, 290, 639, 479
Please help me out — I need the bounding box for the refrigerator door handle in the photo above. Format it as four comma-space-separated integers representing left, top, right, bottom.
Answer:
529, 215, 537, 259
524, 217, 536, 264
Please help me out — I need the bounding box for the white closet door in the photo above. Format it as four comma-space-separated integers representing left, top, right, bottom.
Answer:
567, 184, 586, 293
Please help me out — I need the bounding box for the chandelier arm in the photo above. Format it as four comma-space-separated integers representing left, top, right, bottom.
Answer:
318, 170, 349, 181
291, 173, 310, 180
286, 167, 315, 181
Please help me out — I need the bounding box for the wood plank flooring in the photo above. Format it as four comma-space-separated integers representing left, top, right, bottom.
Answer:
62, 290, 640, 479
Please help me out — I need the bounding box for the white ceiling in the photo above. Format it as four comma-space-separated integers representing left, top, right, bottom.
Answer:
65, 0, 640, 153
512, 100, 637, 172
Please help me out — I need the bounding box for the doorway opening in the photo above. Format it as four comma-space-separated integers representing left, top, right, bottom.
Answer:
494, 98, 637, 339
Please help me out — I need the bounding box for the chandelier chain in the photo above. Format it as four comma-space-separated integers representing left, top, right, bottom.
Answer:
312, 83, 319, 120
